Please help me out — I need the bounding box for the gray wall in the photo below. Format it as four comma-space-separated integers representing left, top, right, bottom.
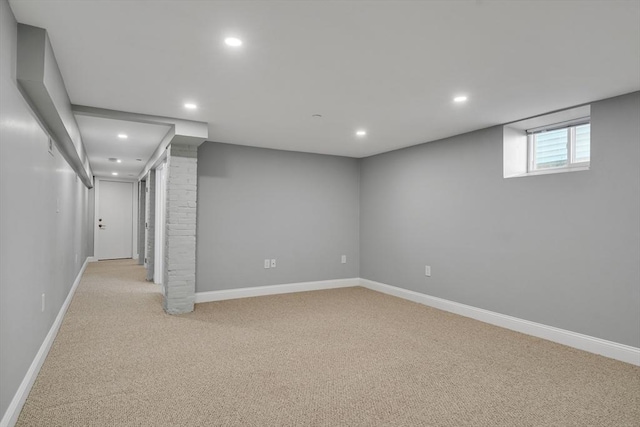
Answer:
0, 0, 93, 419
360, 92, 640, 347
197, 142, 360, 292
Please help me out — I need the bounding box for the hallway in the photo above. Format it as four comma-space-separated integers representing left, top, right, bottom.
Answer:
16, 260, 167, 425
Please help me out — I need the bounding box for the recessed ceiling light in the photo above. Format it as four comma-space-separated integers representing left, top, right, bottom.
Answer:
184, 103, 198, 110
118, 134, 128, 139
116, 159, 122, 163
224, 37, 243, 47
312, 114, 323, 118
453, 95, 468, 103
356, 130, 367, 137
112, 172, 118, 176
136, 158, 142, 162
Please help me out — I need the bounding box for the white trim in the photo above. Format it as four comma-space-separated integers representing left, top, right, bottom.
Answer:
195, 278, 360, 303
93, 178, 99, 260
0, 257, 89, 427
359, 279, 640, 366
514, 164, 590, 178
131, 182, 138, 260
154, 162, 166, 285
87, 256, 98, 262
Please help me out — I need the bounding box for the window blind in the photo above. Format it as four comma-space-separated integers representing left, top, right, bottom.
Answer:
533, 128, 568, 169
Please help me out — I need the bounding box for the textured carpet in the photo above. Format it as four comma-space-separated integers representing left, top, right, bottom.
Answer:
16, 259, 640, 426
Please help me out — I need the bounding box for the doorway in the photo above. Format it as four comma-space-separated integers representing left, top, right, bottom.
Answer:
96, 180, 134, 260
154, 162, 167, 286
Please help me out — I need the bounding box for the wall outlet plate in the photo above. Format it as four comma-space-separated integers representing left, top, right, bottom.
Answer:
341, 255, 347, 264
425, 265, 431, 277
270, 259, 276, 268
264, 259, 270, 269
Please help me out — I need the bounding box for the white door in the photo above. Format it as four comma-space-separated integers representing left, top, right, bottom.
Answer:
97, 181, 134, 260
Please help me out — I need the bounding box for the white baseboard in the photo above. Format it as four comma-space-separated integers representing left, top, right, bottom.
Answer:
195, 278, 360, 303
87, 256, 98, 262
195, 277, 639, 365
0, 258, 89, 427
360, 278, 640, 366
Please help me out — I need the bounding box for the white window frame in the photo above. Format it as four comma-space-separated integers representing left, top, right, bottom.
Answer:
527, 119, 590, 173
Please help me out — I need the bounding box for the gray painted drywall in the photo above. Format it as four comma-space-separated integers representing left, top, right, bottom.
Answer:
0, 0, 93, 419
197, 142, 360, 291
16, 23, 93, 187
360, 92, 640, 347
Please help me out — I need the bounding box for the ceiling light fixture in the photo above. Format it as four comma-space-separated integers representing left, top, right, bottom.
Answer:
111, 172, 118, 176
356, 130, 367, 137
224, 37, 243, 47
184, 103, 198, 110
118, 134, 128, 139
116, 159, 122, 163
453, 95, 468, 103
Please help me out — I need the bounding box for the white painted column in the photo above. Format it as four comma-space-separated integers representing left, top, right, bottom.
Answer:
162, 143, 198, 314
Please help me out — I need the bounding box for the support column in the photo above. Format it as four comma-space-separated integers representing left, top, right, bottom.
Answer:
163, 143, 197, 314
144, 170, 155, 281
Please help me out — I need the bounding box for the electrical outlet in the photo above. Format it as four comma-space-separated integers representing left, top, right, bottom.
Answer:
264, 259, 270, 269
270, 259, 276, 268
425, 265, 431, 277
41, 293, 45, 312
341, 255, 347, 264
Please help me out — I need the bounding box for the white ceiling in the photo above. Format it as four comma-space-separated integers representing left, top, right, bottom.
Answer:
76, 115, 170, 178
10, 0, 640, 159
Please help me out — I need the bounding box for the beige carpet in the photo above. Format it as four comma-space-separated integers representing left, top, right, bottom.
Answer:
16, 259, 640, 426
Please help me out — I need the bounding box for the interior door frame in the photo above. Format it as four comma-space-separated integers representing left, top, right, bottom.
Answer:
93, 178, 139, 261
154, 162, 167, 287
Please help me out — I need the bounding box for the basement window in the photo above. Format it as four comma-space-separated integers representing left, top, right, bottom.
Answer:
503, 105, 590, 178
528, 121, 590, 172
